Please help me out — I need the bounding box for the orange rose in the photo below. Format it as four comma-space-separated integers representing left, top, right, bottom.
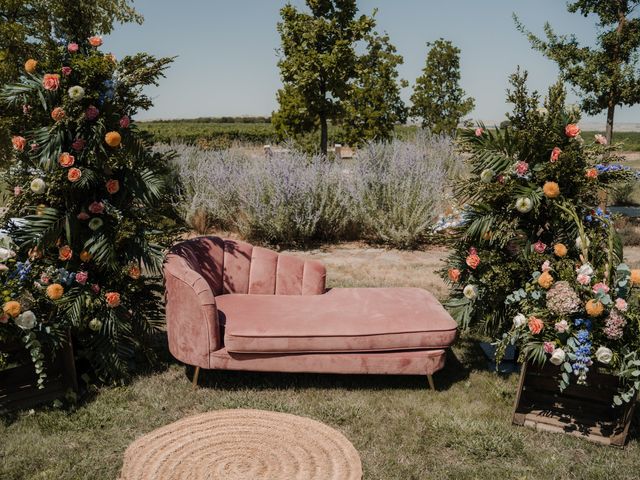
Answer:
565, 123, 581, 138
538, 271, 554, 289
543, 181, 560, 199
80, 250, 92, 263
88, 36, 103, 47
448, 268, 461, 283
46, 283, 64, 300
553, 243, 568, 257
466, 253, 481, 270
128, 264, 141, 280
550, 147, 561, 162
105, 292, 121, 308
586, 299, 604, 317
105, 131, 121, 148
528, 316, 544, 335
68, 168, 82, 182
24, 59, 38, 73
42, 73, 60, 91
3, 301, 22, 318
106, 179, 120, 194
58, 245, 73, 261
12, 136, 26, 152
51, 107, 65, 122
630, 269, 640, 286
585, 168, 598, 179
58, 152, 75, 167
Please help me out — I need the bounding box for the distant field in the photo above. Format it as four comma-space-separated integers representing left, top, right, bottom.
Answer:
137, 119, 640, 151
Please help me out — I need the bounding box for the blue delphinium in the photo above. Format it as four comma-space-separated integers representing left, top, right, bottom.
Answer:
572, 319, 593, 384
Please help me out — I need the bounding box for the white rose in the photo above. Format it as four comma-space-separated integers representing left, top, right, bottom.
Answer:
30, 178, 46, 194
575, 236, 590, 250
14, 310, 36, 330
0, 247, 16, 262
595, 346, 613, 364
463, 284, 478, 300
515, 197, 533, 213
480, 169, 494, 183
576, 263, 593, 277
68, 85, 85, 101
549, 348, 566, 366
513, 313, 526, 328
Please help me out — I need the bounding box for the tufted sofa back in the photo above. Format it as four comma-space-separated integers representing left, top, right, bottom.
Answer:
166, 236, 327, 297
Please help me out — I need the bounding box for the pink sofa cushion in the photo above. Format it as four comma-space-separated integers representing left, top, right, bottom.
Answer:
219, 288, 457, 354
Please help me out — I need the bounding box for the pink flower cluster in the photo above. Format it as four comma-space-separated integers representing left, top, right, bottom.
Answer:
515, 161, 529, 177
546, 281, 581, 315
603, 309, 626, 340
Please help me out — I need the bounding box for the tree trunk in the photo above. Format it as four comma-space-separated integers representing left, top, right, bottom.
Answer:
320, 113, 328, 156
605, 101, 615, 145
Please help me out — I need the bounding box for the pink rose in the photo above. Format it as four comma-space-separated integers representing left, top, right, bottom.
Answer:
466, 253, 480, 269
61, 66, 72, 76
565, 124, 581, 138
577, 274, 591, 285
475, 127, 484, 137
88, 201, 104, 214
12, 136, 26, 152
85, 105, 99, 121
30, 143, 39, 152
515, 161, 529, 177
77, 211, 90, 221
42, 73, 60, 91
594, 134, 607, 145
40, 273, 50, 284
68, 43, 79, 53
550, 147, 561, 163
76, 271, 89, 285
497, 174, 505, 184
22, 104, 31, 115
592, 282, 610, 294
615, 298, 628, 312
13, 186, 22, 196
106, 179, 120, 194
533, 241, 547, 254
0, 313, 8, 324
555, 320, 569, 333
72, 138, 86, 151
88, 36, 103, 47
91, 284, 101, 294
543, 342, 555, 354
541, 260, 551, 272
119, 116, 130, 128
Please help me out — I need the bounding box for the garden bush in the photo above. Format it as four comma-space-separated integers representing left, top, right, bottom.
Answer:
169, 130, 463, 248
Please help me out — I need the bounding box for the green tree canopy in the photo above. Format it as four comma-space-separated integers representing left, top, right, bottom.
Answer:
410, 38, 475, 135
515, 0, 640, 143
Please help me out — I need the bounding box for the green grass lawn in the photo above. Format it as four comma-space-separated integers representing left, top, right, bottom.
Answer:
2, 245, 639, 479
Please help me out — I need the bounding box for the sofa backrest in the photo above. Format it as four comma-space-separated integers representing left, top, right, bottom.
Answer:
166, 236, 326, 296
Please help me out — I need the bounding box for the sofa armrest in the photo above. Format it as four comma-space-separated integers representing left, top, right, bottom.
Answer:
164, 255, 221, 368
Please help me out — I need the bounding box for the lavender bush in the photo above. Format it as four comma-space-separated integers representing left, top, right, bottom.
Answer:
168, 130, 463, 247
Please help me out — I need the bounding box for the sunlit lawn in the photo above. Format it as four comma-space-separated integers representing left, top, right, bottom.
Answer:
2, 245, 640, 480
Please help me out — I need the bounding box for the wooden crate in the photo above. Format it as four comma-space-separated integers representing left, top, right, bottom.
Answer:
512, 362, 636, 447
0, 335, 77, 414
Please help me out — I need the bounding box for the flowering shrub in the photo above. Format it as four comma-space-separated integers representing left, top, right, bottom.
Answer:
497, 206, 640, 405
0, 36, 180, 382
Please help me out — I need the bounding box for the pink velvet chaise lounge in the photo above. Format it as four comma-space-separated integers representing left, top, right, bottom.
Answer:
164, 236, 457, 389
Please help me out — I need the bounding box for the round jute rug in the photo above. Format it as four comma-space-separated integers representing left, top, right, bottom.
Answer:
119, 409, 362, 480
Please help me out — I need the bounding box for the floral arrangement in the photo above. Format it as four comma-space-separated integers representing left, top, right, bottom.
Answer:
496, 204, 640, 405
0, 35, 181, 383
441, 72, 635, 336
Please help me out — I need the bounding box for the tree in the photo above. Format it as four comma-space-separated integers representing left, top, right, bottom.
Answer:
441, 69, 631, 335
0, 0, 142, 161
515, 1, 640, 143
272, 0, 374, 155
342, 32, 407, 146
0, 32, 181, 382
410, 39, 475, 135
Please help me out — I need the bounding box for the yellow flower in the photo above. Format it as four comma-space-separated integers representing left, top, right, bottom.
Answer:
3, 301, 21, 318
543, 181, 560, 199
585, 299, 604, 317
538, 271, 554, 289
553, 243, 568, 257
105, 131, 121, 147
24, 59, 37, 73
46, 283, 64, 300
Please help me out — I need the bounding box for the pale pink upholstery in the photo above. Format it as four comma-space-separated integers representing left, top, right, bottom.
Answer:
164, 236, 457, 380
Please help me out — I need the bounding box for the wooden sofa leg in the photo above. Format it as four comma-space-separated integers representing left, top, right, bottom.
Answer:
192, 366, 201, 389
427, 374, 435, 390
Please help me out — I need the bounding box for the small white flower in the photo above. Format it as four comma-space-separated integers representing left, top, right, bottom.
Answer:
480, 169, 494, 183
595, 346, 613, 364
463, 284, 478, 300
515, 197, 533, 213
14, 310, 36, 330
68, 85, 85, 101
30, 178, 46, 194
576, 263, 594, 277
88, 218, 103, 231
0, 247, 16, 262
549, 348, 566, 366
513, 313, 526, 328
536, 107, 548, 116
594, 134, 608, 145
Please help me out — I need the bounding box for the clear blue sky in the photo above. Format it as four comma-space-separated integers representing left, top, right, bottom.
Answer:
105, 0, 640, 127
